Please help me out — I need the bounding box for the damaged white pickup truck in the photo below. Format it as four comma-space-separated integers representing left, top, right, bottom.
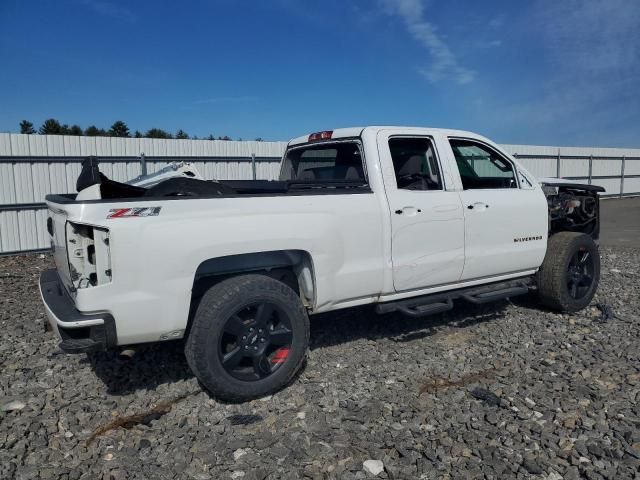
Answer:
39, 127, 604, 400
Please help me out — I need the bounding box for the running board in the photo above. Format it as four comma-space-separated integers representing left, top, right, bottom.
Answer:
375, 278, 531, 318
461, 286, 529, 304
396, 298, 453, 318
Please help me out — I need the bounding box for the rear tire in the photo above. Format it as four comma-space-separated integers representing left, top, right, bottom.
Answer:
537, 232, 600, 312
185, 274, 309, 401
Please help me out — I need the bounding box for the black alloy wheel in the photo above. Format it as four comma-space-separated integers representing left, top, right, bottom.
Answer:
537, 232, 600, 312
219, 302, 294, 381
566, 248, 595, 300
185, 274, 309, 401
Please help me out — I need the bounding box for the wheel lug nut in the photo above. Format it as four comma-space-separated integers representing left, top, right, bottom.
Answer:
244, 346, 248, 350
249, 328, 254, 332
260, 338, 265, 342
258, 328, 263, 333
253, 346, 257, 350
242, 336, 246, 340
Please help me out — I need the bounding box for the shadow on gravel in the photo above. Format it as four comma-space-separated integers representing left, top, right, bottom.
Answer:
309, 299, 511, 350
85, 341, 194, 395
86, 340, 308, 401
84, 298, 514, 395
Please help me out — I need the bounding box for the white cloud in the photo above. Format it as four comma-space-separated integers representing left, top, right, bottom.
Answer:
476, 0, 640, 146
527, 0, 640, 126
79, 0, 135, 22
535, 0, 640, 74
379, 0, 475, 85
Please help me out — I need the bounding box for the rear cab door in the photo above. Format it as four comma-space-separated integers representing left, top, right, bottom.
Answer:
375, 128, 465, 292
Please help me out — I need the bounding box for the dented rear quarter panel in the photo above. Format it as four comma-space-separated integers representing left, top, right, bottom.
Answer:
52, 192, 386, 344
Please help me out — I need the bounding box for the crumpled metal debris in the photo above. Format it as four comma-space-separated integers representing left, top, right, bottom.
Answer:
470, 387, 501, 406
594, 302, 625, 323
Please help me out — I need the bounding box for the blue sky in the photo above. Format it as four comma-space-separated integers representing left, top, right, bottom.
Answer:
0, 0, 638, 146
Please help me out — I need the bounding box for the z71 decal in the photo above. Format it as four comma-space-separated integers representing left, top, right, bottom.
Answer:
107, 207, 162, 219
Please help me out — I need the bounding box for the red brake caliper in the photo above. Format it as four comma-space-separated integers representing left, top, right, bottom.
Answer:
271, 347, 290, 365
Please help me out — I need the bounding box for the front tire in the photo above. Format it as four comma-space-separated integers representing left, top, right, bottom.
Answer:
537, 232, 600, 312
185, 274, 309, 401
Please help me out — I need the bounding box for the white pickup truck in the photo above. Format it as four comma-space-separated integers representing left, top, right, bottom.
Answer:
39, 127, 604, 400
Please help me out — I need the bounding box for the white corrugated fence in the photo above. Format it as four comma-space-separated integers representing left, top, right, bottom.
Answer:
0, 133, 639, 255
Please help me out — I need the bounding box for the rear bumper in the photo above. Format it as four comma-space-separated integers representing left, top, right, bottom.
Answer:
39, 269, 117, 353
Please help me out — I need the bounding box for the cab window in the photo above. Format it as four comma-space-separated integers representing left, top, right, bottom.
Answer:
389, 137, 443, 190
279, 141, 366, 183
449, 139, 517, 189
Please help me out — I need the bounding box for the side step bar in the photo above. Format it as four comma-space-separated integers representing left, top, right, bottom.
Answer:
376, 278, 531, 318
461, 286, 529, 304
396, 298, 453, 318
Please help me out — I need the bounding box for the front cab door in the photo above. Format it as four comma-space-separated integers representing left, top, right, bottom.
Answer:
447, 137, 548, 280
377, 131, 465, 292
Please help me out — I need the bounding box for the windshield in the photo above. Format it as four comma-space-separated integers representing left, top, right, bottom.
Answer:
279, 141, 366, 183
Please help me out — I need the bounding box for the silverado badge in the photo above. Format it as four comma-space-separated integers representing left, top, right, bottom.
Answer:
514, 235, 543, 243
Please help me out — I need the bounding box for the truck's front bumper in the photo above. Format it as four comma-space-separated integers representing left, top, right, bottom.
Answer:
39, 269, 117, 353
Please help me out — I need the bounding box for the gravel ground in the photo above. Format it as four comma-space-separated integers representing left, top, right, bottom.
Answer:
1, 247, 639, 480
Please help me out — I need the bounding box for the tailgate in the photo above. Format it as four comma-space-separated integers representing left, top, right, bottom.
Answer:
47, 204, 73, 293
45, 198, 112, 295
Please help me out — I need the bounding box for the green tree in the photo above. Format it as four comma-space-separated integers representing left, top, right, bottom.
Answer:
206, 134, 215, 140
134, 130, 142, 138
144, 128, 172, 139
175, 129, 189, 139
255, 137, 264, 142
85, 125, 99, 136
60, 124, 71, 135
85, 125, 107, 136
19, 120, 35, 134
109, 120, 130, 137
69, 125, 83, 136
39, 118, 63, 135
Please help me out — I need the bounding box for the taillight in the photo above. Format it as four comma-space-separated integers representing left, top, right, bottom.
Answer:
308, 130, 333, 142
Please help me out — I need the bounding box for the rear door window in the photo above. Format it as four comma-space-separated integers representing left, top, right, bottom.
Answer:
388, 137, 443, 190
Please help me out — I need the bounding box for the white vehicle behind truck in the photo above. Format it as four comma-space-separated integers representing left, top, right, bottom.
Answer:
39, 127, 604, 400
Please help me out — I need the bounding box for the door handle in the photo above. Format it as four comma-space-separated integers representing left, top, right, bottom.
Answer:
395, 206, 421, 216
467, 202, 489, 210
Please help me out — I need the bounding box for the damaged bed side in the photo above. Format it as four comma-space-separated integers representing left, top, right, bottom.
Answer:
540, 178, 605, 240
75, 156, 236, 201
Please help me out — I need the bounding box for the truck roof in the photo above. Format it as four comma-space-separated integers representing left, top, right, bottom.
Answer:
287, 126, 489, 147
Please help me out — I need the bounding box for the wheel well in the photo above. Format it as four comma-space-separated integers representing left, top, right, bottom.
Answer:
186, 250, 315, 336
544, 185, 600, 240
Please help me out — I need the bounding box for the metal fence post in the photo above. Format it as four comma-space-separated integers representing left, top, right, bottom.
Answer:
140, 152, 147, 176
620, 155, 626, 198
251, 153, 257, 180
557, 148, 561, 178
588, 155, 593, 185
